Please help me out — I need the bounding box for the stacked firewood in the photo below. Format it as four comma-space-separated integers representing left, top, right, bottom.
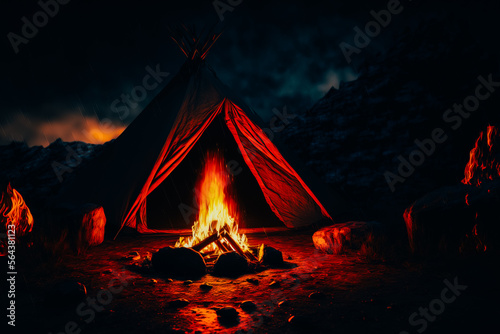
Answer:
190, 224, 258, 264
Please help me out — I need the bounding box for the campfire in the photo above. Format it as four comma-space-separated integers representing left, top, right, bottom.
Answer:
175, 152, 258, 263
462, 125, 500, 187
1, 183, 33, 256
1, 183, 33, 237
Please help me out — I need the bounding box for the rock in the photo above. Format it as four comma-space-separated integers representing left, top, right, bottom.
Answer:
128, 251, 141, 261
260, 246, 283, 266
41, 203, 106, 255
130, 263, 142, 271
216, 307, 239, 324
167, 299, 190, 308
152, 247, 206, 279
278, 300, 290, 307
312, 221, 382, 254
49, 280, 87, 306
183, 280, 193, 285
269, 280, 280, 288
66, 203, 106, 250
103, 269, 113, 274
150, 279, 158, 285
308, 291, 327, 300
213, 251, 248, 277
288, 315, 311, 328
166, 278, 173, 283
404, 179, 500, 255
240, 300, 257, 313
246, 278, 259, 285
200, 282, 213, 291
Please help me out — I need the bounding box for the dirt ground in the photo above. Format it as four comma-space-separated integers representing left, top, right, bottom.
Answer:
7, 229, 499, 334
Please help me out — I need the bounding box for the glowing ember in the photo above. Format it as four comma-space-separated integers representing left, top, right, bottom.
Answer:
462, 125, 500, 187
1, 183, 34, 237
175, 152, 249, 254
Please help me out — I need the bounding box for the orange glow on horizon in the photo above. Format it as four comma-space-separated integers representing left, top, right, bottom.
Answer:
1, 114, 127, 147
84, 124, 125, 144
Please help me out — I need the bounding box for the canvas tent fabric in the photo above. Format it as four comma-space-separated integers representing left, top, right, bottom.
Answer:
55, 61, 333, 237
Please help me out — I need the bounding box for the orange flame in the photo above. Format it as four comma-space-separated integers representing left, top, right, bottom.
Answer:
1, 183, 34, 238
462, 125, 500, 187
175, 152, 249, 254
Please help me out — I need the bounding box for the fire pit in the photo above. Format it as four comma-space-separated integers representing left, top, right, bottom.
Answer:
153, 151, 283, 278
175, 151, 255, 259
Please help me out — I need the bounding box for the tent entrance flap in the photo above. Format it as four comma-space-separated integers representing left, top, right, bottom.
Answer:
145, 113, 284, 230
225, 101, 332, 228
120, 100, 226, 234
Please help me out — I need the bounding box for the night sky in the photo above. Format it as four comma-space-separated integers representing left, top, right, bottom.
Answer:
1, 0, 498, 146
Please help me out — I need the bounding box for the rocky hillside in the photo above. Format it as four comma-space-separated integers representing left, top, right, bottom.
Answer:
280, 19, 500, 223
0, 139, 106, 213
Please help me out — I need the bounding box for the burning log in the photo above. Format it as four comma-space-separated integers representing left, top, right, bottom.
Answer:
187, 225, 258, 263
175, 153, 251, 255
215, 239, 231, 253
203, 253, 220, 262
181, 209, 259, 263
221, 230, 250, 260
244, 249, 259, 262
191, 231, 220, 252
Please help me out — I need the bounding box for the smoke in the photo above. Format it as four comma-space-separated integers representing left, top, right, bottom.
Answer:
0, 112, 126, 147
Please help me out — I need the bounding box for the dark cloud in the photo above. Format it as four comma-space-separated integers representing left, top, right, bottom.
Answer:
1, 0, 498, 145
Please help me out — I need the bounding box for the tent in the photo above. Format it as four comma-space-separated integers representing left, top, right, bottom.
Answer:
55, 31, 336, 237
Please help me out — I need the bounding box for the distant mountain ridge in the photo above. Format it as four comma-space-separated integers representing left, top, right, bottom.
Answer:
280, 18, 500, 222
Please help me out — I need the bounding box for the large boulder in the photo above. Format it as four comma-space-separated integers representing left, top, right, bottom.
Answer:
216, 307, 240, 326
68, 203, 106, 249
40, 203, 106, 255
260, 246, 283, 266
404, 179, 500, 256
313, 221, 383, 255
152, 246, 206, 279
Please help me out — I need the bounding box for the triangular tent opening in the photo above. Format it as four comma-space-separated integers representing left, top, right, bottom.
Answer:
146, 113, 284, 230
55, 32, 336, 238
